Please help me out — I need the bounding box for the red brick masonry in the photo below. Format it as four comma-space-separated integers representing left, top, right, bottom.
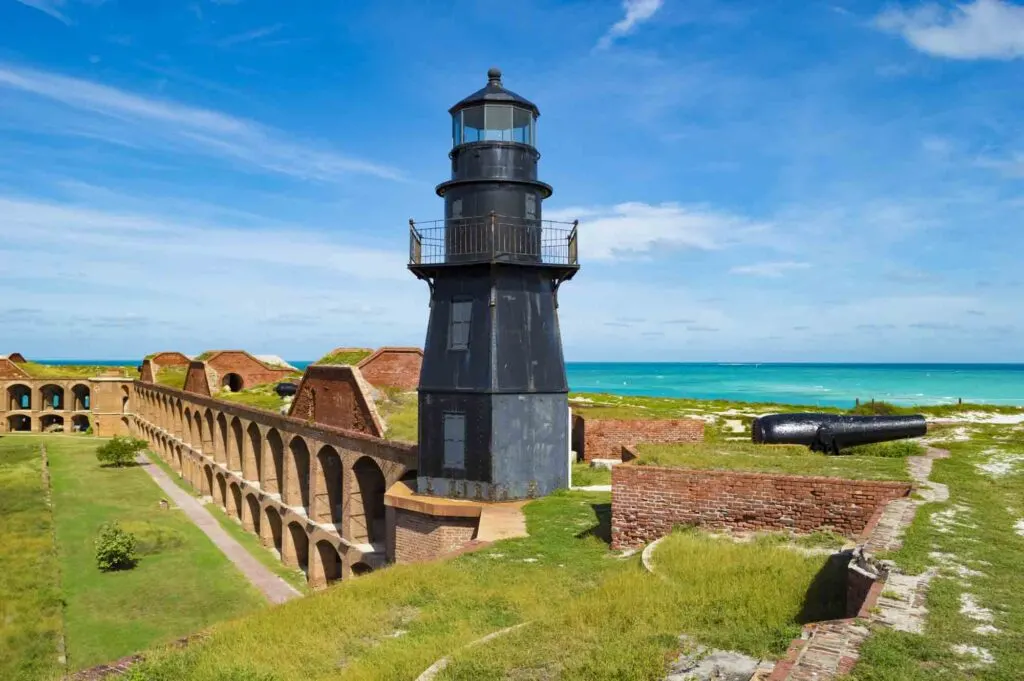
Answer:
574, 416, 704, 461
357, 347, 422, 391
610, 464, 912, 549
390, 507, 478, 563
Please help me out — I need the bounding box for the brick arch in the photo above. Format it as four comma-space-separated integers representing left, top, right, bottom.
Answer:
7, 414, 31, 431
121, 384, 130, 414
263, 506, 283, 555
71, 383, 90, 411
215, 412, 229, 464
183, 408, 193, 446
243, 493, 261, 534
39, 384, 64, 411
175, 399, 184, 439
244, 422, 262, 485
264, 429, 284, 495
40, 413, 64, 432
228, 417, 243, 472
312, 540, 342, 589
194, 411, 206, 454
283, 521, 310, 578
71, 414, 89, 433
228, 481, 243, 520
285, 436, 311, 514
215, 472, 228, 509
314, 445, 343, 526
350, 456, 386, 546
203, 464, 214, 497
6, 383, 32, 410
203, 409, 216, 456
175, 445, 183, 474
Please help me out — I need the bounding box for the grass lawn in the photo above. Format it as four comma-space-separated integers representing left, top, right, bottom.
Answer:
571, 461, 612, 487
18, 362, 139, 380
128, 488, 847, 681
154, 366, 187, 389
636, 441, 913, 481
40, 435, 267, 670
316, 348, 373, 365
143, 451, 311, 595
850, 423, 1024, 679
215, 383, 288, 412
0, 437, 64, 681
378, 390, 418, 442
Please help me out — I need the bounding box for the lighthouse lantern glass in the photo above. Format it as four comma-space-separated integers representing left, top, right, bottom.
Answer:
452, 105, 535, 146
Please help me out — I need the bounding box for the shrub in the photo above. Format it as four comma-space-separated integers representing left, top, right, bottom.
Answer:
95, 522, 137, 571
843, 440, 924, 458
96, 436, 148, 467
847, 401, 902, 416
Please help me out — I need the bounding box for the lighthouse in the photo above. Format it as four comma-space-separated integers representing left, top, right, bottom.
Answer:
408, 67, 580, 501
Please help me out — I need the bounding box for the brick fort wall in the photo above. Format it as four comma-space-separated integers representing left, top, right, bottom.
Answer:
390, 506, 478, 564
357, 347, 422, 391
611, 463, 912, 549
575, 417, 704, 461
288, 365, 385, 437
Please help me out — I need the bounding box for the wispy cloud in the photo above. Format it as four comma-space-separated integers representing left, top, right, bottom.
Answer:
729, 261, 811, 278
546, 202, 771, 260
596, 0, 664, 50
0, 62, 405, 182
13, 0, 70, 24
215, 23, 284, 48
875, 0, 1024, 60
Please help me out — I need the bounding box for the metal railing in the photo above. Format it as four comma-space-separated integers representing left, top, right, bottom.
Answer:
408, 213, 578, 267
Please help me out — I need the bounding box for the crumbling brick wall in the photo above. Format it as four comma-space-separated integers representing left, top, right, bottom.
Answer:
0, 358, 28, 379
575, 417, 704, 461
205, 351, 294, 389
182, 362, 213, 396
357, 347, 422, 391
288, 365, 384, 437
390, 507, 478, 563
611, 464, 911, 549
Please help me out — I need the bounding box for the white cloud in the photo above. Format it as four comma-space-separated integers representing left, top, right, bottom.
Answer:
875, 0, 1024, 60
13, 0, 70, 25
215, 23, 284, 48
596, 0, 664, 50
729, 261, 811, 277
0, 62, 405, 182
546, 201, 771, 260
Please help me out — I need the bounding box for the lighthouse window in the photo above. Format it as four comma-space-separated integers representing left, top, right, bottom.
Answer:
455, 105, 534, 145
443, 412, 466, 470
449, 299, 473, 350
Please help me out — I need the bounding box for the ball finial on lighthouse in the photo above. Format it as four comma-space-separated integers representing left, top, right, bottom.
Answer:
487, 66, 502, 84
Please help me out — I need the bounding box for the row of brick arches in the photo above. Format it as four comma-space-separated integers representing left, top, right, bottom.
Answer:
6, 413, 92, 432
131, 382, 417, 587
5, 383, 92, 411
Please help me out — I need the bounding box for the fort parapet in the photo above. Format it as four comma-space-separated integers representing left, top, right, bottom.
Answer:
2, 376, 134, 437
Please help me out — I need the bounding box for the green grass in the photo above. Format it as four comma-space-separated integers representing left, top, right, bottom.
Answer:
0, 437, 64, 681
216, 383, 287, 412
316, 348, 373, 365
18, 362, 139, 380
571, 461, 612, 487
636, 441, 912, 481
155, 366, 188, 389
143, 452, 310, 595
850, 423, 1024, 679
378, 390, 418, 442
30, 435, 267, 670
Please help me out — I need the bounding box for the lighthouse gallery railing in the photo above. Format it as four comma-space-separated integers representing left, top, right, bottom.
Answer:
408, 214, 578, 267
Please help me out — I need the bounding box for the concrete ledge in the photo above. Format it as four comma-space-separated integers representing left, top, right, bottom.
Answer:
384, 481, 483, 519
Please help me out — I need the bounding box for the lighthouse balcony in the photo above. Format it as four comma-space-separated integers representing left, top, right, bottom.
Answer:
408, 214, 578, 270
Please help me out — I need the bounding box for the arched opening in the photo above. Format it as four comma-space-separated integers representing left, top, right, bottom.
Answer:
285, 436, 311, 514
203, 410, 216, 455
194, 412, 205, 453
351, 562, 373, 577
174, 446, 183, 473
314, 540, 343, 588
204, 465, 214, 497
183, 408, 193, 446
174, 399, 183, 438
314, 445, 343, 526
216, 473, 228, 510
265, 429, 284, 495
351, 457, 387, 546
229, 417, 243, 472
71, 384, 90, 411
229, 482, 243, 520
40, 414, 65, 432
221, 373, 244, 392
7, 414, 31, 432
244, 422, 262, 483
7, 384, 31, 410
40, 384, 64, 411
244, 494, 261, 534
264, 506, 283, 556
215, 413, 228, 464
122, 416, 131, 435
121, 385, 130, 414
71, 414, 90, 433
284, 522, 310, 576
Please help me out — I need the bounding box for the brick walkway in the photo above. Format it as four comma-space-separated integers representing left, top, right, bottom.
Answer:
136, 454, 301, 605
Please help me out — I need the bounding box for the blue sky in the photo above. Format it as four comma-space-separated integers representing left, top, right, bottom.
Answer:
1, 0, 1023, 362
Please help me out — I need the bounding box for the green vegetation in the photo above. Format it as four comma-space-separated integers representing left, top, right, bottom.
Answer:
216, 382, 288, 412
155, 366, 188, 389
128, 491, 844, 681
636, 441, 912, 481
194, 352, 214, 361
0, 438, 64, 681
19, 362, 139, 379
851, 424, 1024, 678
38, 436, 266, 670
316, 348, 373, 366
378, 389, 418, 442
844, 439, 924, 458
96, 435, 149, 467
570, 461, 612, 487
95, 522, 138, 571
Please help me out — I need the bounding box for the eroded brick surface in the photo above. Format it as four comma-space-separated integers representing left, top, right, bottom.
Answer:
393, 507, 477, 563
575, 416, 704, 461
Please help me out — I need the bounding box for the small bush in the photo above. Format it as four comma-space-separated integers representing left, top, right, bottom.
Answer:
96, 436, 148, 467
95, 522, 137, 571
843, 440, 924, 458
847, 401, 902, 416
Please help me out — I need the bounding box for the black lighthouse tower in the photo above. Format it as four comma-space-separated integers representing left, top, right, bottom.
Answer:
409, 67, 580, 501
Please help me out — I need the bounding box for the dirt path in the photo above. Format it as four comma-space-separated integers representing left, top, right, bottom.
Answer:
136, 453, 301, 605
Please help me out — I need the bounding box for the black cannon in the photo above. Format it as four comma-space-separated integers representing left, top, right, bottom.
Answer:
751, 413, 927, 454
274, 382, 299, 398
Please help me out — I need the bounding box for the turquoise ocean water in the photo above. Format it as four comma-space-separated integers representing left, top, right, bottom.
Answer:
43, 360, 1024, 408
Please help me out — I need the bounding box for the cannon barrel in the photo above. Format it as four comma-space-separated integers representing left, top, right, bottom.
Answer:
751, 413, 927, 454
